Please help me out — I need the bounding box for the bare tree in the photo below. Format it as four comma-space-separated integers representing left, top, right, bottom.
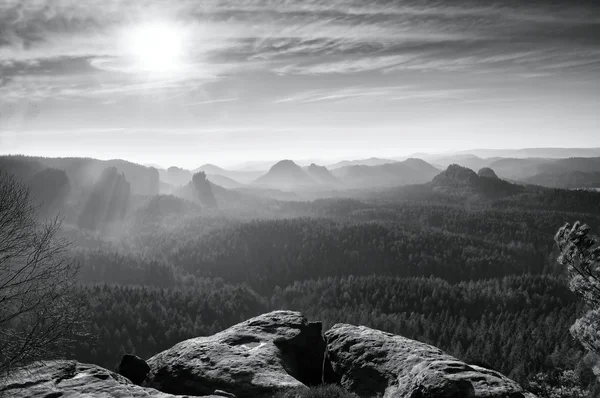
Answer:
0, 172, 86, 375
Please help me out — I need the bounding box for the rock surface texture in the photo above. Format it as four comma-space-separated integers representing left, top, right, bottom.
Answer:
145, 310, 325, 398
324, 324, 536, 398
0, 313, 536, 398
0, 360, 217, 397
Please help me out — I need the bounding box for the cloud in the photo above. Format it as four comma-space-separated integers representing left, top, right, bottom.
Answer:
274, 85, 476, 104
0, 0, 599, 104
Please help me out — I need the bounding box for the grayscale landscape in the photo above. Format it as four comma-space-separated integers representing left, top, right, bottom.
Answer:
1, 1, 600, 397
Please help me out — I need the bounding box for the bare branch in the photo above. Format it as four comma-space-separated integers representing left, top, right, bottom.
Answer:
0, 172, 87, 376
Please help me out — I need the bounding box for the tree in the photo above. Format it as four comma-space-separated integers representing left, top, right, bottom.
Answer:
528, 369, 589, 398
0, 172, 86, 375
555, 221, 600, 356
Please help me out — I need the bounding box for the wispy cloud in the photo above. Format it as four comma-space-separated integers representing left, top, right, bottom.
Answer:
274, 85, 475, 104
0, 0, 599, 105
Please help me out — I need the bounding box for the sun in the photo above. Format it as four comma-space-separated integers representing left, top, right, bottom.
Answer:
126, 21, 186, 75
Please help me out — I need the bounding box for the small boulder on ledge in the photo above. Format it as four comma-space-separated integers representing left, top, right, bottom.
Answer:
117, 353, 151, 385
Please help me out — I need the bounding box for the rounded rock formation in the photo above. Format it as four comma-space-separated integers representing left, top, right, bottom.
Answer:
478, 167, 500, 179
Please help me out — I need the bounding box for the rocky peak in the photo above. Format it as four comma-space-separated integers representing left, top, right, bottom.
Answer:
192, 171, 217, 208
307, 163, 326, 172
478, 167, 500, 179
273, 159, 299, 168
435, 164, 479, 185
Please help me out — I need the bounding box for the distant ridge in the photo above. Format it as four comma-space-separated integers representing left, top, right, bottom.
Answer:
194, 164, 227, 174
332, 158, 440, 188
429, 154, 497, 171
328, 157, 396, 169
455, 148, 600, 159
206, 174, 245, 189
192, 164, 263, 184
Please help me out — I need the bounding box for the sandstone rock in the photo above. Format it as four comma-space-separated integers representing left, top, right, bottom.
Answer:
145, 310, 325, 398
0, 360, 217, 398
118, 353, 151, 385
324, 324, 536, 398
478, 167, 500, 179
213, 389, 237, 398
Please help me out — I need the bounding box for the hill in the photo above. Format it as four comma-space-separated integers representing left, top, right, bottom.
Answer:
537, 157, 600, 174
195, 164, 263, 184
328, 157, 396, 169
305, 163, 342, 187
206, 174, 245, 189
493, 157, 600, 188
254, 160, 318, 191
429, 154, 497, 171
478, 167, 499, 179
194, 163, 227, 174
456, 147, 600, 159
431, 164, 524, 199
158, 166, 192, 186
486, 158, 551, 180
524, 171, 600, 189
332, 158, 439, 189
0, 155, 159, 196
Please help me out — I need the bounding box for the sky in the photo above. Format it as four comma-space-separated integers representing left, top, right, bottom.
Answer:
1, 0, 600, 168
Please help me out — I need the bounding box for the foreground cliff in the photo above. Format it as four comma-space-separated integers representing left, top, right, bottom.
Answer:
0, 311, 536, 398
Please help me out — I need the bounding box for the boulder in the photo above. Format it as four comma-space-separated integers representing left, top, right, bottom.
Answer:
145, 310, 325, 398
0, 360, 217, 397
118, 353, 151, 385
324, 324, 536, 398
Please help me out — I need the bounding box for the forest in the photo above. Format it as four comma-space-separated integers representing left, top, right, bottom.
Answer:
2, 155, 600, 396
62, 187, 600, 395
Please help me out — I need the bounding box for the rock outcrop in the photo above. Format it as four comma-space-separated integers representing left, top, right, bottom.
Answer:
432, 164, 524, 199
324, 324, 535, 398
0, 360, 220, 397
1, 312, 536, 398
478, 167, 500, 179
182, 171, 218, 208
145, 310, 325, 398
432, 164, 479, 188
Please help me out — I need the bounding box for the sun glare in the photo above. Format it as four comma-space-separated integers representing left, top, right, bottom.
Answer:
126, 21, 186, 75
